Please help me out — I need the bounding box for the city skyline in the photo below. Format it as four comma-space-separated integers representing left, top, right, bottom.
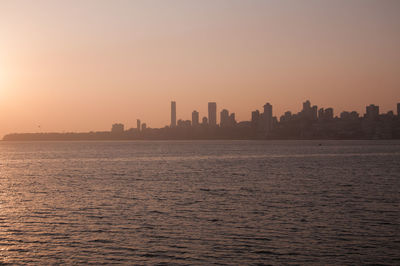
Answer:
1, 94, 400, 137
3, 99, 400, 139
125, 99, 399, 131
1, 0, 400, 137
1, 2, 399, 265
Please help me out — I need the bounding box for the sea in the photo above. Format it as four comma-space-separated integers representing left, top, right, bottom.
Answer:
0, 140, 399, 265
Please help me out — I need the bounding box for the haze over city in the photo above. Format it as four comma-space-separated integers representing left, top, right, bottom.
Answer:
1, 1, 400, 265
1, 0, 400, 138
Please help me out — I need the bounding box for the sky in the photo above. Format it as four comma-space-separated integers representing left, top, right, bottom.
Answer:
1, 0, 400, 137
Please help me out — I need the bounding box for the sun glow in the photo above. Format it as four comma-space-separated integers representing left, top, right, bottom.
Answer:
0, 50, 8, 89
0, 67, 4, 89
0, 60, 9, 94
0, 58, 4, 88
0, 67, 3, 84
0, 66, 9, 101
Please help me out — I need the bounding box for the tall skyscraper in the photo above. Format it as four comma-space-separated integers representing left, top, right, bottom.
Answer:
251, 110, 260, 131
397, 103, 400, 117
220, 109, 229, 127
208, 102, 217, 126
303, 100, 311, 112
229, 113, 236, 125
137, 119, 141, 132
252, 110, 260, 123
366, 104, 379, 120
301, 100, 316, 120
171, 101, 176, 127
192, 110, 199, 126
263, 102, 273, 132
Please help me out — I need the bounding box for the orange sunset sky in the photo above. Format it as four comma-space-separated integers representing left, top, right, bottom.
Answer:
1, 0, 400, 137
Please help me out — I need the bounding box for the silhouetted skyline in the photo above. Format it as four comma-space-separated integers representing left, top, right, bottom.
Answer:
4, 99, 400, 141
2, 2, 400, 265
1, 1, 400, 138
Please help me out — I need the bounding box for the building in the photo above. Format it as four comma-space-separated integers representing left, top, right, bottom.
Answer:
340, 111, 350, 120
229, 113, 236, 125
251, 110, 260, 130
252, 110, 260, 123
303, 100, 311, 112
366, 104, 379, 120
137, 119, 141, 132
171, 101, 176, 128
202, 117, 208, 126
325, 108, 334, 120
192, 111, 199, 126
312, 105, 318, 120
340, 111, 359, 120
386, 111, 394, 117
141, 123, 147, 131
280, 111, 292, 122
220, 109, 230, 127
301, 100, 317, 120
318, 108, 324, 120
208, 102, 217, 126
350, 111, 359, 119
318, 108, 334, 121
178, 119, 191, 127
263, 102, 273, 132
397, 103, 400, 117
111, 123, 124, 133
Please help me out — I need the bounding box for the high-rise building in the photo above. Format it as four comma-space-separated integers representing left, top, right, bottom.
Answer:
137, 119, 141, 132
280, 111, 292, 123
350, 111, 359, 119
111, 123, 124, 133
340, 111, 350, 120
252, 110, 260, 122
325, 108, 334, 120
202, 117, 208, 126
263, 102, 273, 132
301, 100, 316, 120
318, 108, 324, 120
312, 105, 318, 120
229, 113, 236, 126
171, 101, 176, 128
178, 120, 191, 127
251, 110, 260, 130
192, 111, 199, 126
366, 104, 379, 120
318, 108, 334, 121
208, 102, 217, 126
220, 109, 229, 127
303, 100, 311, 113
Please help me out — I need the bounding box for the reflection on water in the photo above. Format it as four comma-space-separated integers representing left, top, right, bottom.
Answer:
0, 140, 399, 264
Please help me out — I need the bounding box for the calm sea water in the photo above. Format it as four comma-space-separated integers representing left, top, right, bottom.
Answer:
0, 140, 399, 265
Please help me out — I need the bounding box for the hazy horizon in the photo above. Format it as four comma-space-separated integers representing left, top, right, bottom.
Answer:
1, 0, 400, 137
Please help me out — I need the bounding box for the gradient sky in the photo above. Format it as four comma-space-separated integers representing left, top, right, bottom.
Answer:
1, 0, 400, 137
